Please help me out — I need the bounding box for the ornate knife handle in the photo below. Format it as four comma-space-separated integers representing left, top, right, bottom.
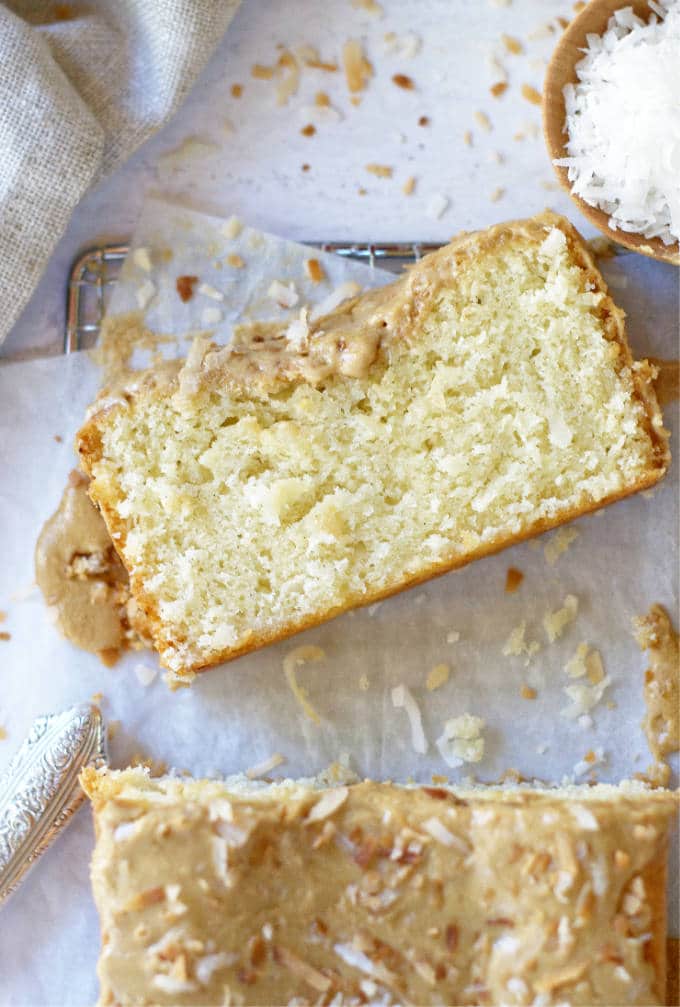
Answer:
0, 703, 107, 907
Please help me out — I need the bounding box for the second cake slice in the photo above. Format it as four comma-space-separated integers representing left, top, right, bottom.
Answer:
77, 212, 669, 676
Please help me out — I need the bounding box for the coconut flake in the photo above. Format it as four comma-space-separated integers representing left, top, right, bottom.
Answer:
310, 281, 362, 321
426, 193, 450, 219
391, 684, 428, 754
556, 2, 680, 246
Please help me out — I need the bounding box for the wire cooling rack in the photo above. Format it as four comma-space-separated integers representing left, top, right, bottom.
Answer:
65, 242, 443, 354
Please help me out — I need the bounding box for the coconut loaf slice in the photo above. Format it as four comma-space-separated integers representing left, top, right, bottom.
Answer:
77, 212, 669, 678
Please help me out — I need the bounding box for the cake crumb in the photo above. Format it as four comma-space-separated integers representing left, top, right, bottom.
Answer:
544, 527, 579, 565
366, 163, 393, 178
0, 611, 5, 623
490, 187, 505, 203
426, 663, 450, 691
301, 124, 316, 137
230, 84, 243, 98
402, 175, 416, 196
505, 567, 524, 593
418, 115, 430, 127
521, 684, 537, 699
0, 631, 11, 641
226, 254, 245, 269
463, 130, 473, 146
543, 594, 579, 643
437, 714, 485, 767
502, 621, 540, 662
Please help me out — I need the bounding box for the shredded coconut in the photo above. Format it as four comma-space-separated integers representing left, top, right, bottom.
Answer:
391, 684, 428, 754
283, 645, 325, 724
555, 2, 680, 246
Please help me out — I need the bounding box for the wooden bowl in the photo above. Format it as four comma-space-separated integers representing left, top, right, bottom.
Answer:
543, 0, 679, 265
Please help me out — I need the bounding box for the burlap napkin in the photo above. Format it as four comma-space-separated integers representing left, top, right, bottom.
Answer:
0, 0, 241, 345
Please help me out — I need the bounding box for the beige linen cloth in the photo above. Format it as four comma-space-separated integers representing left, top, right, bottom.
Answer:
0, 0, 241, 344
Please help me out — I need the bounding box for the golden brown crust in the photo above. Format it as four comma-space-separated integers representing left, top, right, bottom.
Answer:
77, 212, 670, 677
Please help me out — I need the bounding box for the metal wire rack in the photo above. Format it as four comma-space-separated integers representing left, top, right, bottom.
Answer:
65, 241, 444, 354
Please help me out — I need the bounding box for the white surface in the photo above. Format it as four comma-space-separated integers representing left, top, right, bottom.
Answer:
0, 2, 678, 1003
5, 0, 582, 360
0, 206, 678, 1006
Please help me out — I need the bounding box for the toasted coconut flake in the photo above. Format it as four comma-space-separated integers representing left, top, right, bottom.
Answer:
275, 946, 332, 992
246, 752, 286, 779
383, 31, 421, 58
305, 786, 349, 823
275, 50, 300, 106
490, 81, 508, 98
426, 663, 450, 691
392, 684, 428, 754
283, 645, 325, 724
474, 110, 491, 132
343, 39, 374, 93
305, 258, 326, 284
230, 83, 243, 98
402, 175, 416, 196
505, 567, 524, 593
365, 163, 393, 178
301, 123, 316, 137
463, 129, 473, 146
521, 83, 542, 105
392, 73, 415, 90
296, 44, 338, 72
251, 62, 276, 80
502, 33, 523, 54
226, 253, 245, 269
351, 0, 384, 14
490, 187, 505, 202
521, 685, 537, 700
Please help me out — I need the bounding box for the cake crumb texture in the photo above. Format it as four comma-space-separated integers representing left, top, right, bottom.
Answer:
78, 213, 668, 675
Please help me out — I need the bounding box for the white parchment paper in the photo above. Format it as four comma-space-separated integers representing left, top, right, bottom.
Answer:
0, 202, 677, 1005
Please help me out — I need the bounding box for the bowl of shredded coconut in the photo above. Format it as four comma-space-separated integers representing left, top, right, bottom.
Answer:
543, 0, 680, 264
